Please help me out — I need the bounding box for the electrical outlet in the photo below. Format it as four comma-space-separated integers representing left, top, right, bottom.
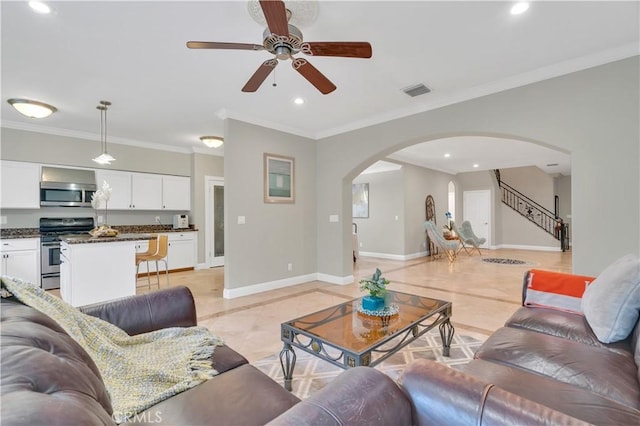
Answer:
0, 216, 6, 225
287, 263, 293, 271
97, 215, 104, 224
155, 216, 161, 223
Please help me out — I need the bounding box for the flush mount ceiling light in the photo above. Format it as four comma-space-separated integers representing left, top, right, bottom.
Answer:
28, 1, 51, 14
92, 100, 116, 165
7, 98, 57, 118
200, 136, 224, 148
510, 2, 530, 15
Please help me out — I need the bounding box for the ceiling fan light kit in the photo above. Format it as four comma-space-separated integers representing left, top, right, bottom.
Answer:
187, 0, 372, 95
7, 98, 57, 118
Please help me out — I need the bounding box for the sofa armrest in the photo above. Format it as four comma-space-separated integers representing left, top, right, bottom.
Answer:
267, 367, 412, 426
400, 359, 589, 425
79, 286, 197, 335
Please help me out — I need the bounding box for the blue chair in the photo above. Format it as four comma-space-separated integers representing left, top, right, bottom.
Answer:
456, 220, 486, 255
424, 220, 459, 263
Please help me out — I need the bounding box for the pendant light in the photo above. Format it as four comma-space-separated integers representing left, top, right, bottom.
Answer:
92, 100, 115, 165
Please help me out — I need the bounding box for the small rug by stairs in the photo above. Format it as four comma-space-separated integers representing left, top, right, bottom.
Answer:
252, 329, 484, 399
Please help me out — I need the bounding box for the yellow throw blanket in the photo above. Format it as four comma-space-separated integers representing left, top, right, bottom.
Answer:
1, 276, 223, 423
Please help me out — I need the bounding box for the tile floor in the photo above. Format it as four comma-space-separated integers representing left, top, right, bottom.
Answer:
135, 248, 572, 362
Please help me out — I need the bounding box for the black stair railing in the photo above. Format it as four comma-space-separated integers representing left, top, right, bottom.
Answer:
494, 170, 569, 252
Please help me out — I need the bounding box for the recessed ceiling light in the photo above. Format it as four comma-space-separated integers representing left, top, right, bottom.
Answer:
29, 1, 51, 14
473, 164, 479, 168
7, 98, 57, 118
510, 2, 529, 15
293, 97, 305, 105
444, 153, 451, 158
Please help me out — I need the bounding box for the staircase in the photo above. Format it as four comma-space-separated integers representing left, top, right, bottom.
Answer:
494, 170, 570, 252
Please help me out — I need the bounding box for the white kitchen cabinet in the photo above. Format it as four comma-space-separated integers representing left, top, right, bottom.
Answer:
136, 232, 197, 274
0, 161, 40, 209
131, 173, 163, 210
95, 170, 187, 211
94, 170, 132, 209
167, 232, 197, 270
162, 175, 190, 210
60, 240, 136, 307
0, 238, 40, 286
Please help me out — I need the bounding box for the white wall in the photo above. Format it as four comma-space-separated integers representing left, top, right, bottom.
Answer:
316, 57, 639, 278
224, 119, 317, 290
353, 169, 404, 256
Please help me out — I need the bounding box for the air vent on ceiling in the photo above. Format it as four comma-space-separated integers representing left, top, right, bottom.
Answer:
402, 83, 431, 97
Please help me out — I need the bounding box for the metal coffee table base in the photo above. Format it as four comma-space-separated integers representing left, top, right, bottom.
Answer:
279, 318, 454, 392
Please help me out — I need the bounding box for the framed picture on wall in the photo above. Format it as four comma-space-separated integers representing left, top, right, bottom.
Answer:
264, 153, 295, 203
352, 183, 369, 218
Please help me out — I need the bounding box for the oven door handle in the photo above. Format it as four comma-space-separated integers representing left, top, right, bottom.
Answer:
42, 242, 60, 247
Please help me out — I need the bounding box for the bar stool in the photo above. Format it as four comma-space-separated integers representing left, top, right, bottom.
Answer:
136, 235, 169, 289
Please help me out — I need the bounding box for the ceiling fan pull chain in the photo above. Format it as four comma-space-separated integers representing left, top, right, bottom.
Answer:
272, 68, 277, 87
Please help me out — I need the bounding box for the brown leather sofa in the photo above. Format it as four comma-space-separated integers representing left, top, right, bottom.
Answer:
270, 269, 640, 425
3, 273, 639, 425
1, 286, 300, 425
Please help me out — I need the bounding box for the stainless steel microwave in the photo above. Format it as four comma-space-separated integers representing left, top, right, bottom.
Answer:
40, 166, 97, 207
40, 182, 96, 207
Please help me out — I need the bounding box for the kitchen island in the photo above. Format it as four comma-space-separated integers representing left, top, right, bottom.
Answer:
60, 233, 154, 307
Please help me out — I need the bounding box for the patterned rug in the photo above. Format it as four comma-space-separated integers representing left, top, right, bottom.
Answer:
253, 329, 484, 399
482, 257, 529, 265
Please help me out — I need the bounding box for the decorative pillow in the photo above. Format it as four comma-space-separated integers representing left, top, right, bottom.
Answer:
524, 269, 595, 314
581, 254, 640, 343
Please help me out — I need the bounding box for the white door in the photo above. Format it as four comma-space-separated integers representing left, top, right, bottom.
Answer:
463, 190, 491, 248
205, 177, 224, 267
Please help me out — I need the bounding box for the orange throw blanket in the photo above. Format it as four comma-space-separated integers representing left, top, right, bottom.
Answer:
524, 269, 595, 314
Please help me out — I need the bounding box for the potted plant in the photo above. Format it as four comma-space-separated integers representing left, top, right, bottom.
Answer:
359, 268, 390, 311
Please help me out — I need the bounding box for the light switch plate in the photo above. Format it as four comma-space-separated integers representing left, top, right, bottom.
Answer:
329, 215, 339, 223
237, 216, 246, 225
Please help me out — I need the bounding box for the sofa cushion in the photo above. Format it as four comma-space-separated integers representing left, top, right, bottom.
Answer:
581, 254, 640, 343
1, 298, 114, 424
133, 364, 300, 425
464, 359, 640, 425
474, 326, 640, 409
505, 306, 631, 355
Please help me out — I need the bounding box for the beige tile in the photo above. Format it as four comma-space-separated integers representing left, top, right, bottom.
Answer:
53, 248, 571, 363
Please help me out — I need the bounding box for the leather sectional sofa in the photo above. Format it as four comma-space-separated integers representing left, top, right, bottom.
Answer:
2, 266, 639, 425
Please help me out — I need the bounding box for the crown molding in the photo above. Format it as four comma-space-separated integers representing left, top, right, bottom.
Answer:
1, 120, 195, 154
315, 43, 640, 140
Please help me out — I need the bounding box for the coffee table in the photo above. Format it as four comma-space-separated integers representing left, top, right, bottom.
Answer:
279, 290, 453, 391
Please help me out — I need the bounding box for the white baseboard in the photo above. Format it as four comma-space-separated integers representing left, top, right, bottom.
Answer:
223, 273, 318, 299
359, 251, 427, 261
494, 244, 561, 252
316, 273, 354, 285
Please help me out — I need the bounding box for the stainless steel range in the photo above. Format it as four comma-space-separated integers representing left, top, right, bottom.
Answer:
39, 217, 94, 289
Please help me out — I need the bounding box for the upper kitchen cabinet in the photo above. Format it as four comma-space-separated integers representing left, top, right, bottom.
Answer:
95, 170, 189, 211
0, 161, 40, 209
162, 175, 190, 210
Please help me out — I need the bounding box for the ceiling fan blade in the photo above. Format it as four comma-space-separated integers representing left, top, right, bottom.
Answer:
292, 58, 336, 95
242, 59, 278, 92
259, 0, 289, 37
301, 42, 372, 58
186, 41, 264, 51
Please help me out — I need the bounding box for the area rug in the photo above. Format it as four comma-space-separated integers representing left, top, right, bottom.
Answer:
252, 329, 484, 399
482, 257, 529, 265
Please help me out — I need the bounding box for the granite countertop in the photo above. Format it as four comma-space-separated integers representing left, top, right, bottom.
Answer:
0, 225, 197, 240
61, 233, 155, 245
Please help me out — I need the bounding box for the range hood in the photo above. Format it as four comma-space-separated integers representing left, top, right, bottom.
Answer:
40, 167, 97, 207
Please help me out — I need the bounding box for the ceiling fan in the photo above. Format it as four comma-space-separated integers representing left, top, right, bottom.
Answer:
186, 0, 372, 94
